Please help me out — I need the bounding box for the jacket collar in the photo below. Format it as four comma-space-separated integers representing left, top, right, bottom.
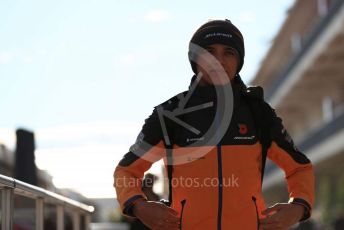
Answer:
190, 79, 244, 109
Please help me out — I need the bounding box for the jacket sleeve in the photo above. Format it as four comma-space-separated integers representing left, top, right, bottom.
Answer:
114, 107, 166, 216
267, 114, 315, 221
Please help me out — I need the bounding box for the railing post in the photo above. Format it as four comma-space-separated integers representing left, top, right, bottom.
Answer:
36, 198, 44, 230
57, 205, 64, 230
1, 187, 14, 230
72, 211, 80, 230
85, 214, 91, 230
1, 174, 93, 230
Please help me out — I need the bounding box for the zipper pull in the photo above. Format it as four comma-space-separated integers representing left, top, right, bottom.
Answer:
252, 196, 259, 230
180, 199, 187, 230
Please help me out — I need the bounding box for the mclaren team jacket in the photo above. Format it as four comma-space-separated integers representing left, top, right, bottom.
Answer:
114, 81, 315, 230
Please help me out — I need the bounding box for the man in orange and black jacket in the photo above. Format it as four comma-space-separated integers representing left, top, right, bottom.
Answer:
114, 19, 315, 230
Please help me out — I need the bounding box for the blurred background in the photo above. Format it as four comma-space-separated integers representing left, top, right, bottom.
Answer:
1, 0, 344, 229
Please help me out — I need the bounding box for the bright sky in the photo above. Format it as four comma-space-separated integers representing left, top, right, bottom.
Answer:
0, 0, 294, 198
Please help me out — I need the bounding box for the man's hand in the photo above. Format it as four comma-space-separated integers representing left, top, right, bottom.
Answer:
132, 200, 180, 230
259, 203, 305, 230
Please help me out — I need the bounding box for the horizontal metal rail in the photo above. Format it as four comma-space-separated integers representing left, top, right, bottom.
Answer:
0, 173, 94, 230
265, 0, 344, 101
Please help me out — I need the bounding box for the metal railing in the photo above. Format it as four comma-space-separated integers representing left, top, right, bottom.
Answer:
265, 0, 344, 101
0, 174, 94, 230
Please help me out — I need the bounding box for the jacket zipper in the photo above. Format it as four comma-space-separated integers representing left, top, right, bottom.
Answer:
215, 113, 222, 230
180, 199, 187, 230
252, 196, 259, 230
217, 144, 223, 230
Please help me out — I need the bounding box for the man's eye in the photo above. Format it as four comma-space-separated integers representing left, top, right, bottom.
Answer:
225, 50, 236, 55
206, 49, 214, 54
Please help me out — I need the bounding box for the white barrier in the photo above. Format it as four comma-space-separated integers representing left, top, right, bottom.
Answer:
0, 174, 94, 230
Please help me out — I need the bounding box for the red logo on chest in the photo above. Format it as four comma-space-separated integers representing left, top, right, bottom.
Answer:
238, 124, 248, 135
